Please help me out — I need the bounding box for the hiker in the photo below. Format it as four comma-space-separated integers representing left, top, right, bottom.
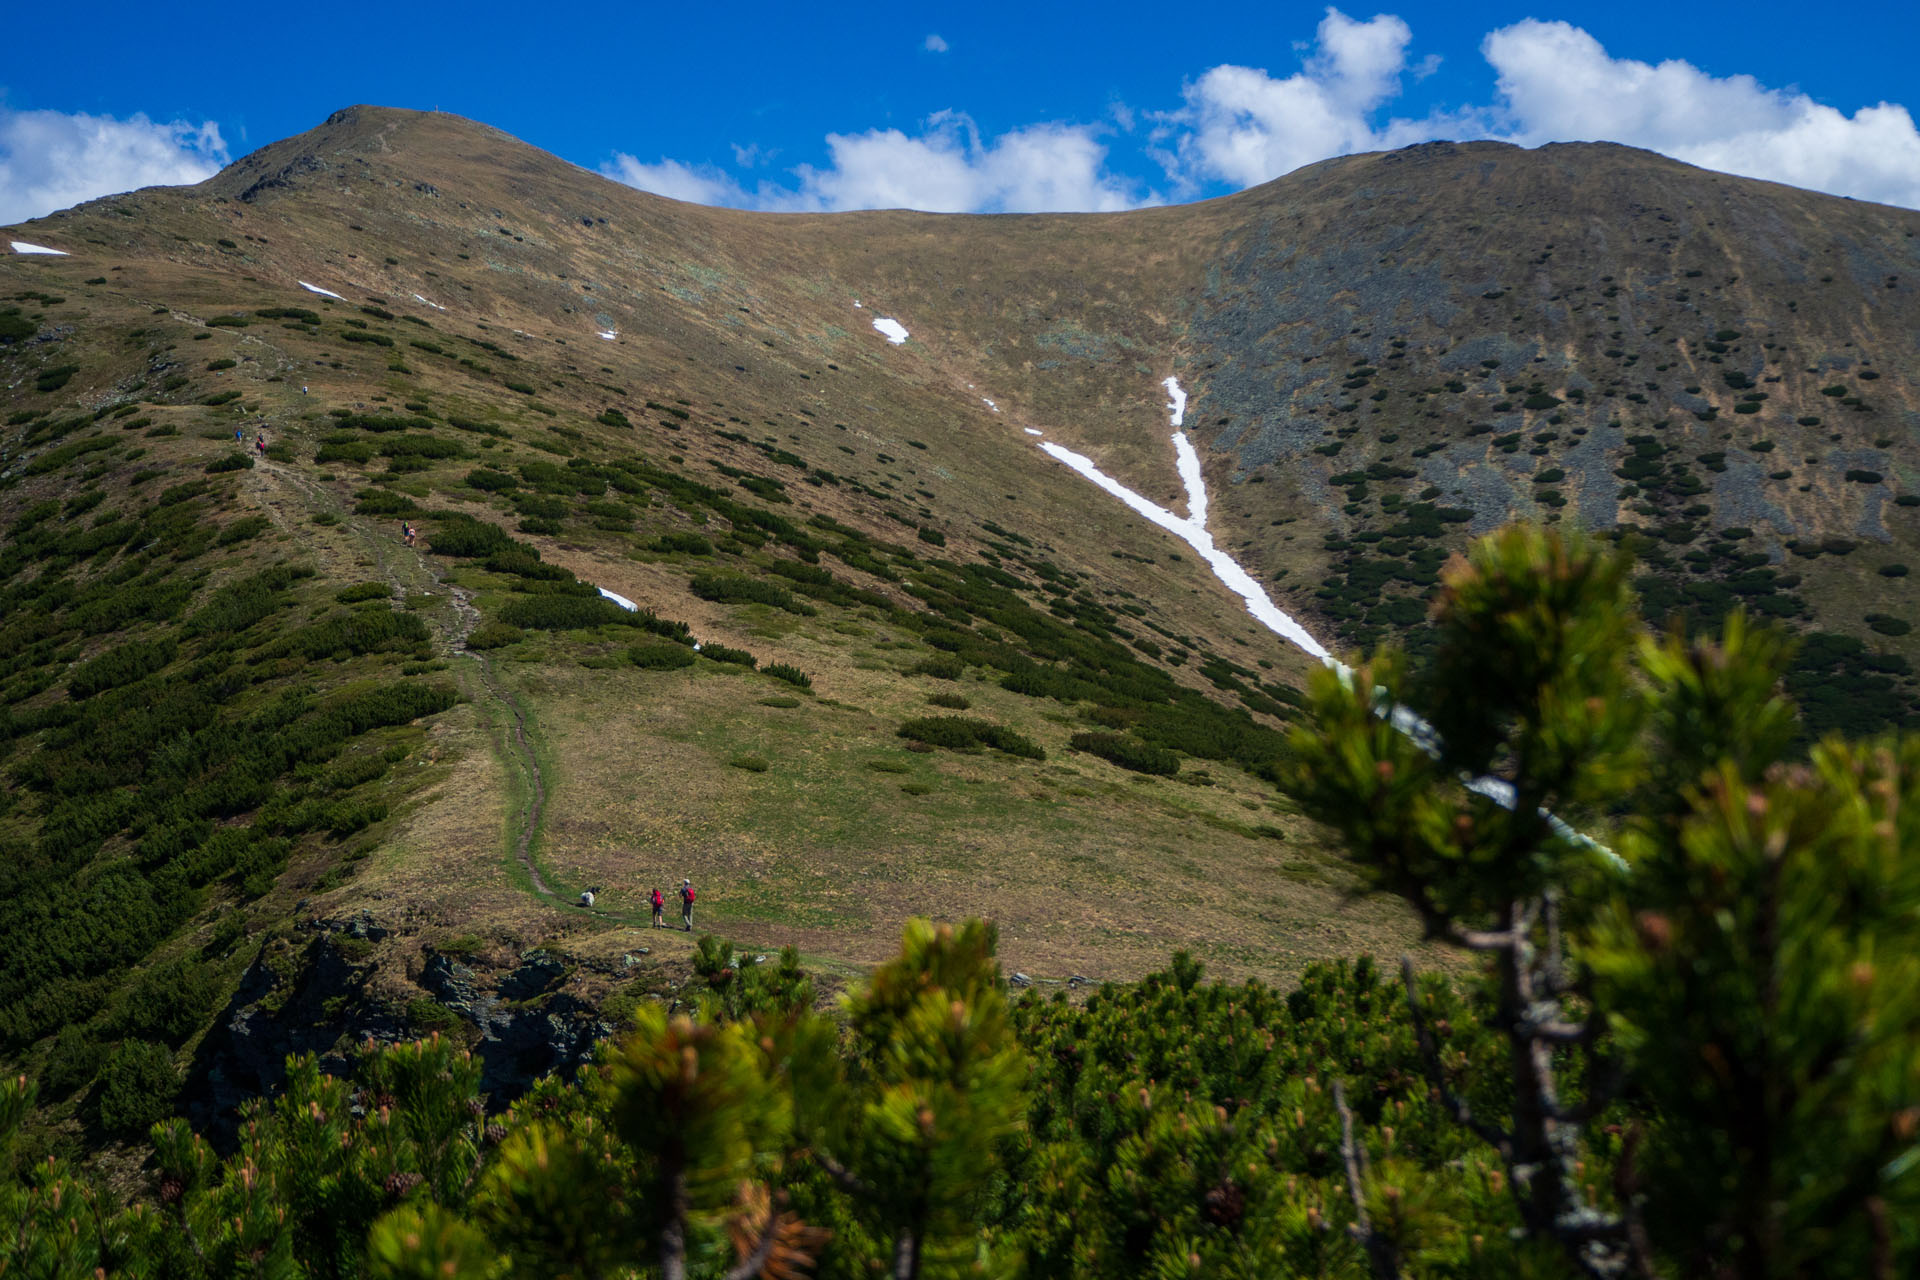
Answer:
679, 879, 695, 931
255, 433, 268, 456
234, 427, 244, 444
650, 886, 665, 928
401, 521, 416, 547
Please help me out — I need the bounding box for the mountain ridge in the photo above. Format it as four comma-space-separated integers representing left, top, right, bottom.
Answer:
3, 103, 1917, 1155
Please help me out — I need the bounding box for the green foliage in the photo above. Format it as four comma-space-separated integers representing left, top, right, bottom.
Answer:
497, 594, 650, 631
464, 467, 516, 492
68, 636, 176, 699
629, 640, 696, 669
728, 754, 769, 772
336, 581, 392, 604
651, 531, 713, 555
316, 440, 376, 464
699, 642, 756, 667
1288, 521, 1920, 1275
36, 363, 81, 392
689, 572, 812, 614
1069, 730, 1179, 775
898, 715, 1045, 760
763, 662, 811, 688
113, 956, 219, 1044
465, 622, 524, 650
205, 452, 254, 473
95, 1040, 180, 1135
424, 512, 517, 558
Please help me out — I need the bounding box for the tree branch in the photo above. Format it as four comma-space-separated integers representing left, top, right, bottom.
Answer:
1335, 1080, 1402, 1280
721, 1212, 786, 1280
1399, 956, 1510, 1151
809, 1147, 874, 1199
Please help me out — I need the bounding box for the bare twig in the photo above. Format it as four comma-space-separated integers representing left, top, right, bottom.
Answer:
808, 1147, 874, 1198
1611, 1121, 1661, 1279
721, 1216, 785, 1280
1399, 956, 1510, 1150
1334, 1080, 1402, 1280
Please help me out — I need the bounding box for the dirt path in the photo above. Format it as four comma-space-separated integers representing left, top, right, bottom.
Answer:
246, 457, 563, 905
448, 585, 556, 900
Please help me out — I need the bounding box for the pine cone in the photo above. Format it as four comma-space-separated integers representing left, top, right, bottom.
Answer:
383, 1170, 424, 1199
1202, 1179, 1245, 1229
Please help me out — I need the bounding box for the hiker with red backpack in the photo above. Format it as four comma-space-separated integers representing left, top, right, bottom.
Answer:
649, 886, 665, 928
679, 879, 695, 931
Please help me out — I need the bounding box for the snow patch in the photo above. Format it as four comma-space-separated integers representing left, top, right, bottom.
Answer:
1162, 375, 1187, 428
1035, 369, 1613, 864
1037, 439, 1329, 661
1023, 428, 1044, 437
982, 398, 997, 411
871, 317, 909, 345
298, 280, 345, 300
411, 292, 447, 311
597, 587, 638, 612
852, 300, 863, 308
10, 240, 67, 255
598, 330, 618, 341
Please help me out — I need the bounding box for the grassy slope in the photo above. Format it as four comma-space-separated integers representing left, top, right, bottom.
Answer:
4, 105, 1916, 1152
0, 109, 1432, 1156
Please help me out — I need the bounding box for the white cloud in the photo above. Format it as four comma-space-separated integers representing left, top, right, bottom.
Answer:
600, 154, 753, 207
1481, 19, 1920, 209
924, 33, 949, 54
599, 9, 1920, 214
0, 107, 228, 225
1166, 8, 1435, 191
608, 111, 1148, 213
797, 113, 1141, 212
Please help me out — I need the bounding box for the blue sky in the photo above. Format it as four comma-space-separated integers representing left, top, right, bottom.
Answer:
5, 1, 1920, 223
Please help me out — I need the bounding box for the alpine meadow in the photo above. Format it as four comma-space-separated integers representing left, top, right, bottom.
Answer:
2, 102, 1918, 1278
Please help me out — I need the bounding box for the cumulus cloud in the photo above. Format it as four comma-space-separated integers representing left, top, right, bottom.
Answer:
608, 112, 1146, 213
0, 107, 228, 225
601, 154, 753, 207
599, 8, 1920, 213
1166, 9, 1434, 191
794, 113, 1140, 212
1481, 19, 1920, 209
924, 34, 949, 54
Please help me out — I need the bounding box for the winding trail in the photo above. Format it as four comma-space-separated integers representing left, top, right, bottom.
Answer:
448, 587, 558, 901
247, 455, 563, 903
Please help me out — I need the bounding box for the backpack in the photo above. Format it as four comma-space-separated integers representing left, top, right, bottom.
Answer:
684, 886, 695, 905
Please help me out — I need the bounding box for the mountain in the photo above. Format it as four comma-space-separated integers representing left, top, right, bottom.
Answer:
3, 105, 1917, 1141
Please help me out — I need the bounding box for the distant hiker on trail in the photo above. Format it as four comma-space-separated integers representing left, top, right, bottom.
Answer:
650, 886, 665, 928
255, 433, 268, 456
401, 521, 416, 548
234, 427, 244, 444
680, 879, 695, 931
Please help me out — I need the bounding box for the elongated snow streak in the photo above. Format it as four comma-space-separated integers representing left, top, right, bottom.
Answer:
10, 240, 67, 255
298, 280, 346, 300
872, 317, 909, 345
1038, 373, 1615, 864
597, 587, 638, 611
412, 292, 447, 311
983, 398, 998, 411
1023, 427, 1044, 437
598, 330, 618, 340
1037, 436, 1327, 661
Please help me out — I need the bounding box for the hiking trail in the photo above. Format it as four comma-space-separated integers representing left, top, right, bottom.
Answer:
248, 455, 561, 904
